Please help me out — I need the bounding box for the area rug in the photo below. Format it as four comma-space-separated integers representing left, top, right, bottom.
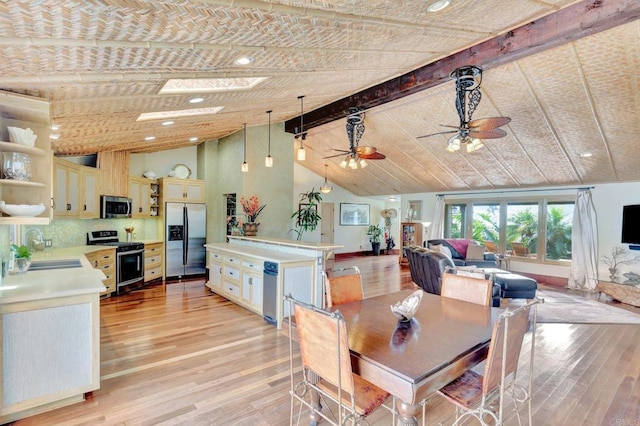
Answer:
507, 288, 640, 324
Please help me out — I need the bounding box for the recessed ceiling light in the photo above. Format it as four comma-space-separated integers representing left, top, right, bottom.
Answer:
389, 196, 397, 201
51, 124, 60, 131
159, 77, 266, 94
189, 137, 198, 142
144, 136, 156, 141
189, 97, 204, 104
50, 133, 60, 140
136, 106, 224, 121
233, 56, 254, 66
580, 151, 593, 158
427, 0, 451, 12
161, 120, 175, 126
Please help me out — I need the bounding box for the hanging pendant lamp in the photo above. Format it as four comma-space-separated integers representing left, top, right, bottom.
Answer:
265, 110, 273, 167
296, 95, 306, 161
320, 164, 333, 194
241, 123, 248, 172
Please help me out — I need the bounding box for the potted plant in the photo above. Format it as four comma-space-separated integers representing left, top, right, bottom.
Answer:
11, 244, 31, 273
290, 188, 322, 241
240, 195, 266, 236
366, 224, 384, 256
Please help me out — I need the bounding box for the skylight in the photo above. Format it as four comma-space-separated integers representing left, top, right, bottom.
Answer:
159, 77, 267, 94
136, 106, 224, 121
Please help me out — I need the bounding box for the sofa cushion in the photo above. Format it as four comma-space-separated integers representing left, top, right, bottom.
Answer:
431, 244, 453, 260
466, 243, 485, 260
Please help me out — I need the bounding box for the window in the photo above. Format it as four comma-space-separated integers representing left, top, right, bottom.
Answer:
443, 196, 574, 263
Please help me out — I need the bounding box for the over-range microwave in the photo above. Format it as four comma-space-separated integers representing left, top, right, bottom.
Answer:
100, 195, 132, 219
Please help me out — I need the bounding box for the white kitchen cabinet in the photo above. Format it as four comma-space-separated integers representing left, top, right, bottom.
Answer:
0, 91, 52, 225
54, 159, 80, 217
128, 176, 152, 218
159, 177, 205, 203
80, 166, 99, 218
242, 268, 263, 312
207, 252, 223, 291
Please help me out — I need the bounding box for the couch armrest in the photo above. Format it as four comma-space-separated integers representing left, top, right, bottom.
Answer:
484, 252, 498, 261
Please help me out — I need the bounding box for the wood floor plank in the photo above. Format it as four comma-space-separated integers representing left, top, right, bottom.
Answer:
12, 255, 640, 426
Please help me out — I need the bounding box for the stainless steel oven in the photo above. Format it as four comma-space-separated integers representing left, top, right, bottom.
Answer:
87, 230, 145, 295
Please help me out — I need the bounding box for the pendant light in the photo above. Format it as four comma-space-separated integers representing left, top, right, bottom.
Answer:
265, 110, 273, 167
241, 123, 248, 172
296, 95, 306, 161
319, 164, 333, 194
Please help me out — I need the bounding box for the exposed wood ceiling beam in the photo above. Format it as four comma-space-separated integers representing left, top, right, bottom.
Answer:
284, 0, 640, 134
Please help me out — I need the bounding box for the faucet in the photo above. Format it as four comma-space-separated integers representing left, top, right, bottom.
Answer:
23, 228, 45, 252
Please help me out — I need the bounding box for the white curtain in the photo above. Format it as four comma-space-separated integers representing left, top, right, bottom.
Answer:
568, 188, 598, 291
429, 195, 445, 240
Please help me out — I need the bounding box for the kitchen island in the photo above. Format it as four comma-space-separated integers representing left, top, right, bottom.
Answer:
0, 250, 106, 423
206, 237, 342, 328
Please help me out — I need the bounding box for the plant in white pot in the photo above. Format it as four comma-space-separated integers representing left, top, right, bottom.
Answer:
11, 244, 31, 273
366, 224, 384, 256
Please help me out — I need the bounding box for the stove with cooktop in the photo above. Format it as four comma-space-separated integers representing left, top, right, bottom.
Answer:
87, 230, 145, 295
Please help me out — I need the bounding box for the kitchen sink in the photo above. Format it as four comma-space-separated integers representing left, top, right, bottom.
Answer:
29, 259, 83, 271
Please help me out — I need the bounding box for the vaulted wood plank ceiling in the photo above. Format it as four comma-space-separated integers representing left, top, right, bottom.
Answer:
0, 0, 638, 196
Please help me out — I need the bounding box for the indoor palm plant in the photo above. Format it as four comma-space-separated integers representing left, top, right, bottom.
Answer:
290, 188, 322, 241
366, 224, 384, 256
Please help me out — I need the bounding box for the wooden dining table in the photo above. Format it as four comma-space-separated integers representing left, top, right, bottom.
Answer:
327, 289, 501, 426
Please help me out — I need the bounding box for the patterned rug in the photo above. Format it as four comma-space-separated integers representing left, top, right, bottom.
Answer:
507, 288, 640, 324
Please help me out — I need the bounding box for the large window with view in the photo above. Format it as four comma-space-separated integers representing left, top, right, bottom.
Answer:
443, 197, 574, 263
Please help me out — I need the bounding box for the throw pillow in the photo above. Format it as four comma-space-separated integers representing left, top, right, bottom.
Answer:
466, 243, 485, 260
431, 244, 452, 259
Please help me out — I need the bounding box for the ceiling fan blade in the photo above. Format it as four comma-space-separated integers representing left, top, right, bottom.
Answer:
468, 128, 507, 139
355, 146, 377, 155
331, 148, 351, 153
467, 116, 511, 131
359, 152, 386, 160
416, 130, 458, 139
439, 124, 461, 129
323, 153, 347, 159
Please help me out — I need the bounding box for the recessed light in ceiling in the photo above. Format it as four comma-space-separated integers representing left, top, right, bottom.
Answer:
136, 106, 224, 122
51, 124, 60, 131
427, 0, 451, 12
162, 120, 175, 126
580, 151, 593, 158
159, 77, 266, 94
189, 137, 198, 142
233, 55, 254, 66
50, 133, 60, 140
389, 196, 397, 201
189, 97, 204, 104
144, 136, 156, 141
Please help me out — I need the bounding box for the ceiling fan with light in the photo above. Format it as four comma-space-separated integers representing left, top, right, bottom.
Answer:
417, 65, 511, 153
324, 107, 386, 169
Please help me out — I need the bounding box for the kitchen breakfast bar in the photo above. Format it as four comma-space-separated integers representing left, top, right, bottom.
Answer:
205, 236, 341, 328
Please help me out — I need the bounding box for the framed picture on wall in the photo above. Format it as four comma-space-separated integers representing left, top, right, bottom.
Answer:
340, 203, 370, 226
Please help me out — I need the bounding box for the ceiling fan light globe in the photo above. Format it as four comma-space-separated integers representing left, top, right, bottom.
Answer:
340, 159, 348, 168
348, 157, 357, 169
359, 158, 368, 168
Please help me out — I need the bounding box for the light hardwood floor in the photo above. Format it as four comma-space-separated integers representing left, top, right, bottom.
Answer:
13, 254, 640, 425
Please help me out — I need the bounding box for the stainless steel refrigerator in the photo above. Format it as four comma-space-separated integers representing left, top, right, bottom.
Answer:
165, 202, 206, 280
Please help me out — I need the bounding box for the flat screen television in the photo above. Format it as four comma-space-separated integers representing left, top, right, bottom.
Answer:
621, 204, 640, 244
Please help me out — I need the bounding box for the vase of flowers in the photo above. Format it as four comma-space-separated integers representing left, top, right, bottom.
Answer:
240, 195, 266, 236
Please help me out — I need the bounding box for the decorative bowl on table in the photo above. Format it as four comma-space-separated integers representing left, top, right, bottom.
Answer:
7, 126, 37, 147
0, 201, 46, 217
390, 289, 423, 322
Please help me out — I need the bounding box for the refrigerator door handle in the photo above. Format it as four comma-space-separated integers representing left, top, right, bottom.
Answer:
183, 205, 188, 266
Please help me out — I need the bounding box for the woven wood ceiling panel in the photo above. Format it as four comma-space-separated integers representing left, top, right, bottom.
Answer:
0, 0, 637, 195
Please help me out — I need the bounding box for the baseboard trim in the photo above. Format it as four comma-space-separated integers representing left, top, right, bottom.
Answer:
336, 249, 399, 260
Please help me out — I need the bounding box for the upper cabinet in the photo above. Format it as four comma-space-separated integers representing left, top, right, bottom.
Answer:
159, 177, 205, 203
0, 91, 52, 225
53, 157, 100, 219
128, 176, 155, 218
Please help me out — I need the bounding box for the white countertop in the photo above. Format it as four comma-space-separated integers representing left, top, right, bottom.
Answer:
0, 248, 107, 305
227, 236, 342, 251
205, 243, 316, 264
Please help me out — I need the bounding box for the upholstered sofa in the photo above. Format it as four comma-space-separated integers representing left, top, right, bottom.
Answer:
426, 238, 498, 268
405, 245, 537, 307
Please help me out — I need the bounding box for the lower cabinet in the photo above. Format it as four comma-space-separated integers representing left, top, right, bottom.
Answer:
85, 248, 116, 295
206, 250, 264, 315
144, 242, 164, 282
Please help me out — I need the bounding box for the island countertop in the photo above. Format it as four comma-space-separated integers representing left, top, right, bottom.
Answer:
0, 247, 107, 305
227, 236, 342, 251
205, 243, 316, 263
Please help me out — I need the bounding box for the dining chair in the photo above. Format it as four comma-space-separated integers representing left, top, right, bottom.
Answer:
285, 296, 395, 425
322, 266, 364, 308
436, 298, 542, 426
441, 273, 493, 306
510, 242, 529, 257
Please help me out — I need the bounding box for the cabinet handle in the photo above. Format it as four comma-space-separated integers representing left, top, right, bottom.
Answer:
249, 277, 253, 285
94, 260, 98, 267
84, 204, 87, 211
139, 207, 142, 213
67, 203, 71, 211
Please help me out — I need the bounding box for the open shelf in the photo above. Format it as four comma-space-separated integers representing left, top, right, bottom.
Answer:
0, 141, 47, 157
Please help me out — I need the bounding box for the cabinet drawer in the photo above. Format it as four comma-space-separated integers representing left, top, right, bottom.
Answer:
145, 254, 161, 267
145, 243, 163, 255
224, 255, 242, 265
224, 281, 241, 297
101, 282, 115, 294
242, 259, 262, 271
145, 267, 162, 282
224, 266, 241, 281
210, 251, 223, 260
